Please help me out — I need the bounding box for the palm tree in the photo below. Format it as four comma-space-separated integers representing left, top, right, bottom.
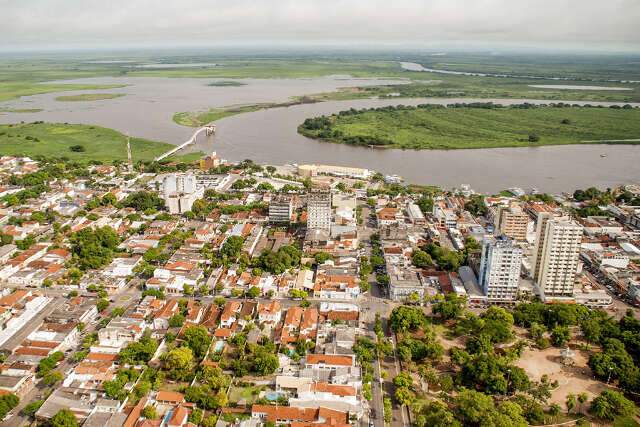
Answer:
566, 393, 577, 414
577, 392, 589, 414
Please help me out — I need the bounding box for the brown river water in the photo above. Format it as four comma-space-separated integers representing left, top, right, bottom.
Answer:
1, 76, 639, 193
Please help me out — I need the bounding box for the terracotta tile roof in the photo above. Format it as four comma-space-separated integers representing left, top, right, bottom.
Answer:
311, 382, 356, 397
305, 354, 353, 367
156, 390, 185, 404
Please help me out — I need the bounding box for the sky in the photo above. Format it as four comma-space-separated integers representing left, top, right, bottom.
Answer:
1, 0, 639, 52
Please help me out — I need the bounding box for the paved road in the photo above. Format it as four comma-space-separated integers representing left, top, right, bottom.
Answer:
0, 297, 64, 352
3, 284, 139, 427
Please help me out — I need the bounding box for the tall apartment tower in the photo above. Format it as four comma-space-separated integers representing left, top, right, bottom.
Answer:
531, 215, 583, 299
307, 188, 332, 231
494, 205, 529, 241
479, 236, 523, 303
162, 173, 199, 214
269, 195, 293, 224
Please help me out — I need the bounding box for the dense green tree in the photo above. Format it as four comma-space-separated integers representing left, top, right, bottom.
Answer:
411, 250, 433, 268
550, 325, 571, 347
163, 347, 195, 380
220, 236, 244, 259
183, 326, 212, 360
414, 400, 460, 427
390, 306, 427, 332
70, 226, 119, 270
51, 409, 78, 427
123, 191, 165, 211
432, 293, 466, 321
590, 390, 636, 420
119, 333, 159, 365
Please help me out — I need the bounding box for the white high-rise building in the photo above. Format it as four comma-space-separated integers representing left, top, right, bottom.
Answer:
162, 173, 201, 214
307, 188, 332, 231
479, 236, 523, 303
531, 215, 583, 300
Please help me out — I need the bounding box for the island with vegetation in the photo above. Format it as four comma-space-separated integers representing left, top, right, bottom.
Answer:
0, 121, 202, 163
173, 97, 317, 127
298, 103, 640, 150
55, 93, 125, 102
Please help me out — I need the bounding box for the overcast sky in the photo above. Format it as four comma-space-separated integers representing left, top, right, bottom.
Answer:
1, 0, 639, 52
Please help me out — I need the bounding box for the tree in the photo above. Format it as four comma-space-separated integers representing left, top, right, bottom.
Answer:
0, 394, 19, 420
414, 400, 460, 427
395, 387, 414, 406
455, 389, 495, 425
168, 313, 185, 328
183, 326, 212, 359
162, 347, 194, 380
432, 293, 466, 321
123, 191, 164, 211
550, 325, 570, 347
528, 134, 540, 143
577, 392, 589, 413
390, 306, 427, 332
289, 289, 308, 299
189, 408, 203, 425
43, 371, 64, 386
590, 390, 636, 421
141, 406, 158, 419
96, 298, 110, 312
566, 393, 577, 414
246, 286, 261, 299
411, 250, 433, 268
529, 322, 545, 340
51, 409, 78, 427
314, 252, 333, 264
21, 399, 43, 418
70, 226, 120, 270
252, 348, 279, 376
393, 372, 413, 389
220, 236, 244, 259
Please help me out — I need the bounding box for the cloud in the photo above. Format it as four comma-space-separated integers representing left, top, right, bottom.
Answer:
1, 0, 638, 50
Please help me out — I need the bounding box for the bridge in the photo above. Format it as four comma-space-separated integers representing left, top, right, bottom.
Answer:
154, 124, 216, 162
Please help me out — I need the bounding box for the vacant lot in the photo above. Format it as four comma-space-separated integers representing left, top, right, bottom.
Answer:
299, 105, 640, 150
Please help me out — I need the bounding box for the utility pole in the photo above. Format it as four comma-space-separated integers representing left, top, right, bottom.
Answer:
127, 134, 133, 173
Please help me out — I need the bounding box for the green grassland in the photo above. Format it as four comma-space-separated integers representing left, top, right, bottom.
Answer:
0, 122, 201, 162
173, 105, 265, 127
0, 108, 43, 113
2, 54, 640, 106
207, 80, 247, 87
55, 93, 125, 102
173, 97, 318, 127
298, 105, 640, 150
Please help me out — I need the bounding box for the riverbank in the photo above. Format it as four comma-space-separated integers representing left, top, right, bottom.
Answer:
55, 93, 125, 102
298, 104, 640, 150
0, 122, 202, 163
172, 97, 319, 127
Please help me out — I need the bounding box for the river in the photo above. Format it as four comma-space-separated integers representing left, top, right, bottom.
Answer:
1, 76, 639, 193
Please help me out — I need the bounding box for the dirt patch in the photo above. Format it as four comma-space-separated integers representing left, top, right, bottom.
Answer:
515, 346, 608, 405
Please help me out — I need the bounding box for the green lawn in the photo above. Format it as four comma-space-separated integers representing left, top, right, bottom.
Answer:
0, 122, 201, 163
228, 385, 266, 404
299, 105, 640, 150
55, 93, 125, 102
